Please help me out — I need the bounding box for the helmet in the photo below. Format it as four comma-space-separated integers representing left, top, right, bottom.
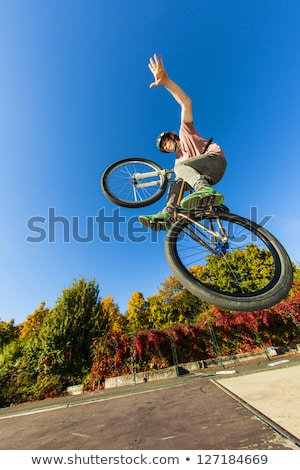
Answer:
156, 132, 179, 152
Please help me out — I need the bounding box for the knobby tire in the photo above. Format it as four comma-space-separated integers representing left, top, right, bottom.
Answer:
165, 211, 293, 311
101, 158, 168, 208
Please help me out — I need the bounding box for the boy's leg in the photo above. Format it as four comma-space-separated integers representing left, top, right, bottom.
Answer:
138, 179, 183, 231
176, 154, 227, 209
162, 178, 186, 215
175, 154, 227, 187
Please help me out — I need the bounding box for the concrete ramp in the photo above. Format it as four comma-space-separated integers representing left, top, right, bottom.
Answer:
215, 364, 300, 444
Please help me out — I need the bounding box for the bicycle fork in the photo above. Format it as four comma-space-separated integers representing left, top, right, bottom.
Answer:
132, 169, 174, 187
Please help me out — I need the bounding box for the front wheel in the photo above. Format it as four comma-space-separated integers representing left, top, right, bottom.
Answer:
101, 158, 168, 208
164, 211, 293, 311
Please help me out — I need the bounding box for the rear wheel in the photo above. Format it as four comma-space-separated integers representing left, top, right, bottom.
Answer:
165, 211, 293, 311
101, 158, 168, 208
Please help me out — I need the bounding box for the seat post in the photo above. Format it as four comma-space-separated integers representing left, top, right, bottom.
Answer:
177, 180, 186, 204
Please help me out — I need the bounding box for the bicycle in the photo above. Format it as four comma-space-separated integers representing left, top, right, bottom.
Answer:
101, 157, 293, 312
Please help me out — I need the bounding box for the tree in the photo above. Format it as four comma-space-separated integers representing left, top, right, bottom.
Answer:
0, 319, 18, 350
19, 302, 50, 340
1, 305, 53, 404
206, 244, 275, 292
100, 295, 126, 332
38, 277, 104, 383
0, 340, 25, 406
125, 291, 150, 334
154, 274, 209, 325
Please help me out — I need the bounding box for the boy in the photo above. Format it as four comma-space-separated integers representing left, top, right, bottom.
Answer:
139, 54, 227, 231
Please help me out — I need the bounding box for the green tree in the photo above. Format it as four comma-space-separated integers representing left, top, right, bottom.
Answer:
38, 277, 104, 384
206, 244, 275, 292
154, 274, 209, 326
0, 340, 25, 406
0, 305, 53, 405
0, 319, 18, 350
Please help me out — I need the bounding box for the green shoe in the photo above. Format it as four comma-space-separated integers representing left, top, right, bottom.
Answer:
180, 187, 224, 210
138, 212, 171, 231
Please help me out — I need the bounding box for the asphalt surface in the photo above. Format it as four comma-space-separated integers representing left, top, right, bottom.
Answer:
0, 352, 299, 450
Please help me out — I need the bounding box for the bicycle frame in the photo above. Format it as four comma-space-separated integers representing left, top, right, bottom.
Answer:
133, 165, 230, 244
178, 212, 229, 243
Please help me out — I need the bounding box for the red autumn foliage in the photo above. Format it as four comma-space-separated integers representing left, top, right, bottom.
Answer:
89, 286, 300, 387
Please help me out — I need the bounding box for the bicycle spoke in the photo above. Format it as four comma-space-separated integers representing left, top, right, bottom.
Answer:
106, 162, 164, 203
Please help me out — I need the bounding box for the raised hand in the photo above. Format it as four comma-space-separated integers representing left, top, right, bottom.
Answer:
148, 53, 169, 88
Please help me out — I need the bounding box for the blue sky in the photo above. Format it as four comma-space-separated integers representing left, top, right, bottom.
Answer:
1, 0, 300, 324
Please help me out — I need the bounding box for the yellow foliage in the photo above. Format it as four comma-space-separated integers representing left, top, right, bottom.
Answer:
100, 295, 125, 332
19, 302, 50, 340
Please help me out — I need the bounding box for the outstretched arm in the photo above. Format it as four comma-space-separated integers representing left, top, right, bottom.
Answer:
148, 54, 193, 123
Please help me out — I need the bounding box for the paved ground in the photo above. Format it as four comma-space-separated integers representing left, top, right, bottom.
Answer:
0, 352, 299, 450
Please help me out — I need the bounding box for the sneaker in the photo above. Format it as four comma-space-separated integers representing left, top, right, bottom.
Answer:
180, 187, 224, 210
138, 211, 171, 231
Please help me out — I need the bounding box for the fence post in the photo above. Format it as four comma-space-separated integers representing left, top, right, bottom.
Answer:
207, 321, 225, 370
250, 326, 271, 361
170, 330, 180, 377
131, 335, 137, 384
